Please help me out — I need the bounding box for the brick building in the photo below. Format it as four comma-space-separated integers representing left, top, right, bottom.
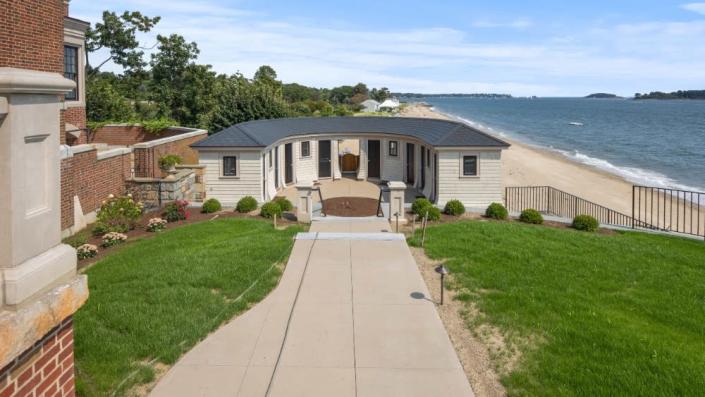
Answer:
0, 1, 89, 396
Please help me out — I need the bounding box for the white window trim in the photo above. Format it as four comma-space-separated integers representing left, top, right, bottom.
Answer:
220, 154, 240, 179
459, 153, 480, 178
63, 31, 86, 108
300, 141, 311, 158
388, 140, 399, 157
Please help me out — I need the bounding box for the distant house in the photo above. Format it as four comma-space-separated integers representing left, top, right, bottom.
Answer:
379, 98, 400, 111
360, 99, 380, 112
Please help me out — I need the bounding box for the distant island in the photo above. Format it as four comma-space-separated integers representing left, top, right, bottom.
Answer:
396, 93, 512, 99
634, 90, 705, 100
585, 93, 622, 99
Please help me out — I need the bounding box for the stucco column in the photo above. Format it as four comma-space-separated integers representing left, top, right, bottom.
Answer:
0, 67, 88, 368
296, 180, 314, 223
387, 181, 407, 223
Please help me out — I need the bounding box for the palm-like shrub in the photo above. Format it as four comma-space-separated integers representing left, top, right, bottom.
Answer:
485, 202, 508, 220
444, 200, 465, 216
236, 196, 258, 213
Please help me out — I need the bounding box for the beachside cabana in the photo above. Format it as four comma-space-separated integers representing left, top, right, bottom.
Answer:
192, 117, 509, 210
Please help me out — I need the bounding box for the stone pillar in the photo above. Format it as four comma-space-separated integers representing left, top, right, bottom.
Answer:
0, 68, 88, 394
296, 180, 314, 223
387, 181, 407, 223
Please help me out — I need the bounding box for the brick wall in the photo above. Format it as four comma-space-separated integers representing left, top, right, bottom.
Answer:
0, 0, 64, 73
89, 126, 186, 146
61, 149, 132, 231
0, 317, 75, 397
133, 134, 204, 178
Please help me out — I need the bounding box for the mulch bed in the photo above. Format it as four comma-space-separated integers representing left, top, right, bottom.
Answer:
322, 197, 381, 217
74, 207, 298, 270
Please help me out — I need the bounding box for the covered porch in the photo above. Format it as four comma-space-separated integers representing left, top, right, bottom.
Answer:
278, 177, 424, 218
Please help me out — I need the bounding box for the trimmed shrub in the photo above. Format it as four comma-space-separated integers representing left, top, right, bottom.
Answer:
201, 198, 222, 213
412, 198, 433, 218
485, 202, 508, 220
260, 201, 283, 219
163, 200, 190, 222
273, 196, 293, 212
520, 209, 544, 224
236, 196, 258, 213
426, 206, 441, 221
572, 214, 599, 232
444, 199, 465, 216
93, 194, 143, 235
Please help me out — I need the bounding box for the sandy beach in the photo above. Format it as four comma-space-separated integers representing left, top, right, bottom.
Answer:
401, 103, 637, 215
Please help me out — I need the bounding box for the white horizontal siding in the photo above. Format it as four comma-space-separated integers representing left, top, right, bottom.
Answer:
381, 138, 403, 181
295, 139, 317, 182
201, 151, 262, 206
436, 150, 503, 208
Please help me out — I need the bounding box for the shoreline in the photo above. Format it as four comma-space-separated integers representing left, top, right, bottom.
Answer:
400, 103, 639, 215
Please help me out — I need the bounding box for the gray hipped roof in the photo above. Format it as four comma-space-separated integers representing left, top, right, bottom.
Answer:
192, 117, 510, 149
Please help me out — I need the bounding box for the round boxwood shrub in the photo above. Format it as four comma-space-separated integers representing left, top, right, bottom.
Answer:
485, 202, 508, 220
444, 199, 465, 216
426, 206, 441, 221
572, 214, 599, 232
260, 201, 282, 219
519, 208, 543, 224
201, 198, 222, 213
273, 196, 293, 212
412, 198, 433, 217
236, 196, 258, 213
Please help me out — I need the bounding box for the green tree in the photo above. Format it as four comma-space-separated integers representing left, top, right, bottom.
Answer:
370, 87, 391, 101
86, 75, 135, 122
86, 11, 160, 73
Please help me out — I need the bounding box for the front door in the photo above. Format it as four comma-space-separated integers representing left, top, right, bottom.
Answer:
285, 143, 293, 184
318, 140, 331, 178
367, 140, 381, 178
274, 147, 279, 189
406, 143, 415, 185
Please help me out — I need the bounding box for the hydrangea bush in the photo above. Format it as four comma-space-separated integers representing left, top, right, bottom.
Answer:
93, 194, 143, 235
147, 217, 167, 232
77, 244, 98, 260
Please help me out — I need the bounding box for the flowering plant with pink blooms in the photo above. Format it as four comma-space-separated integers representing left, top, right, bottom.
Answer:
77, 244, 98, 260
101, 232, 128, 248
163, 200, 190, 222
147, 217, 167, 232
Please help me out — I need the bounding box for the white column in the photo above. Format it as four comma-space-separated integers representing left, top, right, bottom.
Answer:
357, 139, 368, 180
387, 181, 407, 223
296, 180, 314, 223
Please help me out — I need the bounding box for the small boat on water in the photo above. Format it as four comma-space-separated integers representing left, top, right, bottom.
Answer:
569, 122, 584, 126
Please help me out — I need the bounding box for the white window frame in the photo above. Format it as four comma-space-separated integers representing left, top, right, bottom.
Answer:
459, 153, 480, 178
388, 140, 399, 157
301, 141, 311, 158
63, 24, 86, 107
220, 154, 240, 179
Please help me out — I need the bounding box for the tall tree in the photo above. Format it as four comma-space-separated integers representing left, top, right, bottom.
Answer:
86, 11, 160, 73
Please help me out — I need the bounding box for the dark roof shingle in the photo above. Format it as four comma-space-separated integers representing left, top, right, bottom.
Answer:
192, 117, 509, 148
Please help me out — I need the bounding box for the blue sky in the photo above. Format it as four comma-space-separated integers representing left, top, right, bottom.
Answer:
71, 0, 705, 96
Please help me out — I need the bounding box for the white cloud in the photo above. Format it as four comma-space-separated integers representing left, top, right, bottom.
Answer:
681, 2, 705, 15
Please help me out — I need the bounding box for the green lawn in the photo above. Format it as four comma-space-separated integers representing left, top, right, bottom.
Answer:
410, 220, 705, 397
74, 218, 303, 396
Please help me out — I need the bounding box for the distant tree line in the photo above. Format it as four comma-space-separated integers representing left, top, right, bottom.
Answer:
394, 93, 512, 98
634, 90, 705, 100
85, 10, 392, 133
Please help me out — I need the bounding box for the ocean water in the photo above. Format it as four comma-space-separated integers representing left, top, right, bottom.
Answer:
421, 97, 705, 192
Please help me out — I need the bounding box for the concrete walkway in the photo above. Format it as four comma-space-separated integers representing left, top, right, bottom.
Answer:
151, 219, 473, 396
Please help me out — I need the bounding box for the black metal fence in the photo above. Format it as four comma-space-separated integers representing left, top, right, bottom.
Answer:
505, 186, 637, 228
633, 186, 704, 239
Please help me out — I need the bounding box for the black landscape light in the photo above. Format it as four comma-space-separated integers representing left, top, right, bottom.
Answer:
435, 265, 449, 305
